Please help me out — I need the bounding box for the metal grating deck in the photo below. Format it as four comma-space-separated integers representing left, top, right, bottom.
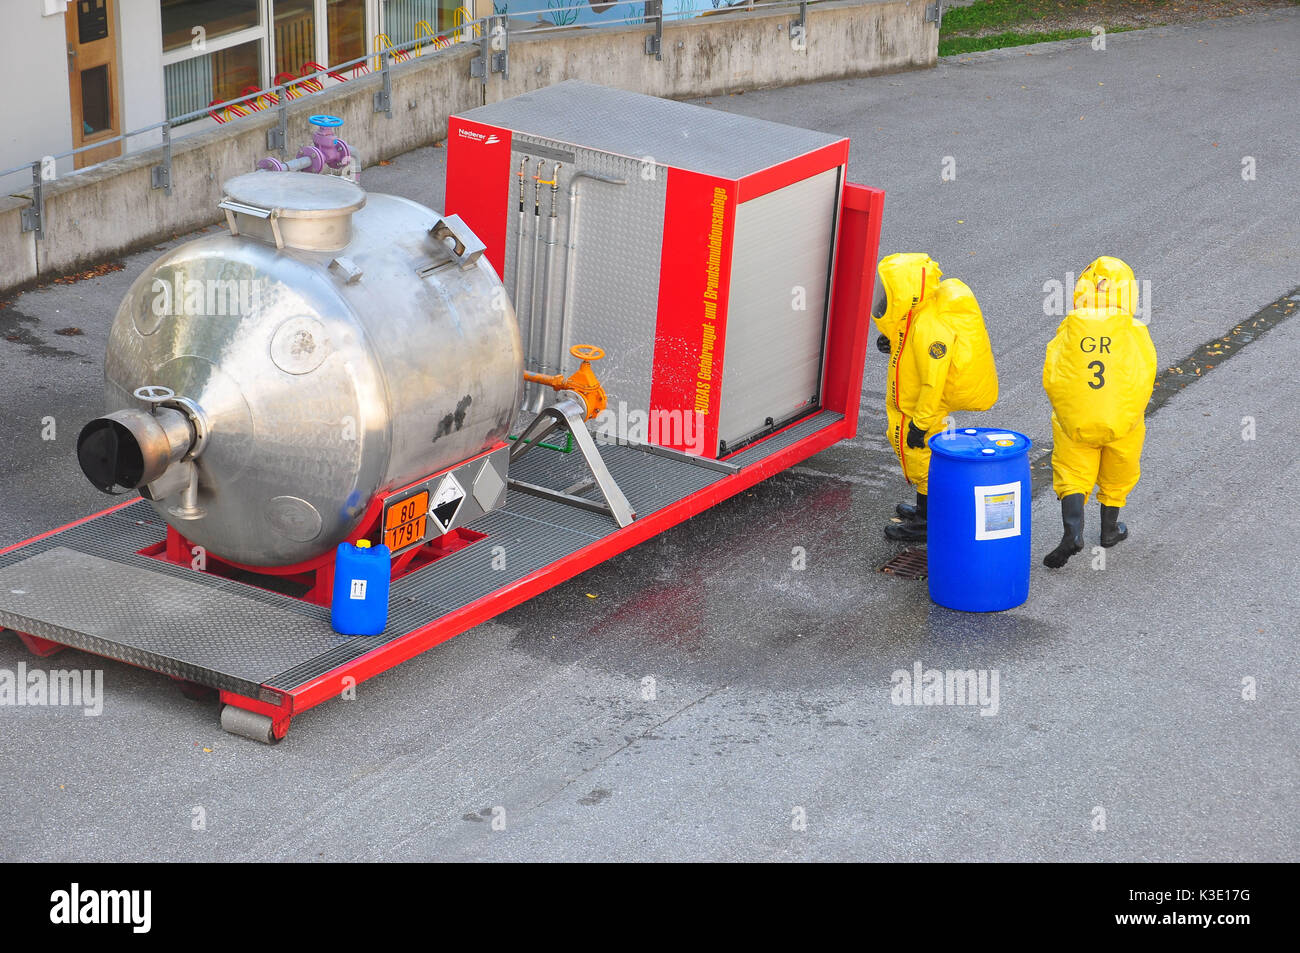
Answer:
0, 411, 843, 696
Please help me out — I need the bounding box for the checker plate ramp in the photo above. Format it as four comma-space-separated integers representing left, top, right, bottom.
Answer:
0, 549, 337, 698
0, 411, 843, 697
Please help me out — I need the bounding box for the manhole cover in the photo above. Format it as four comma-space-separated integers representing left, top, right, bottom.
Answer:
879, 548, 927, 580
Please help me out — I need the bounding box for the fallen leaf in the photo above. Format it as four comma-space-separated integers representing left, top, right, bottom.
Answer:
51, 261, 125, 285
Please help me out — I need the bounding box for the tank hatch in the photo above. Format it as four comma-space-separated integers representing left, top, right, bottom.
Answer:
219, 171, 366, 252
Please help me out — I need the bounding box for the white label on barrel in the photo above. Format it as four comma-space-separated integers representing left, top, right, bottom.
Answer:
974, 482, 1021, 540
350, 579, 367, 600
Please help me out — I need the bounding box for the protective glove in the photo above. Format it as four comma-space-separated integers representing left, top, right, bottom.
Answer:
906, 421, 927, 449
876, 334, 890, 355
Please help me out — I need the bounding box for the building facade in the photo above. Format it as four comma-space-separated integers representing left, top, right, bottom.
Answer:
1, 0, 499, 188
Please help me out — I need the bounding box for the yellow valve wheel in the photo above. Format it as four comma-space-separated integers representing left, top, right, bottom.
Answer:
570, 344, 604, 362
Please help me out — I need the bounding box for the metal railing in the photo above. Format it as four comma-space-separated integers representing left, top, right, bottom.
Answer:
1, 0, 829, 238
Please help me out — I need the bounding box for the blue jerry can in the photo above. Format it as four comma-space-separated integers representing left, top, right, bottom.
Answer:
927, 428, 1033, 612
331, 540, 392, 636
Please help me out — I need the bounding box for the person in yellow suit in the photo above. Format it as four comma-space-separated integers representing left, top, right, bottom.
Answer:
1042, 256, 1157, 567
873, 253, 999, 541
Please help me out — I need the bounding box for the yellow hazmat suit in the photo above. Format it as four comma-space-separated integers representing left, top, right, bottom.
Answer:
877, 253, 999, 495
1043, 258, 1157, 507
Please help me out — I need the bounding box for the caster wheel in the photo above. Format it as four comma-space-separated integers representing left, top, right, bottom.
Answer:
219, 705, 282, 744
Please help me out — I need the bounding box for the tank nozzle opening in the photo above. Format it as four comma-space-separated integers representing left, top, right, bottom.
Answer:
77, 389, 203, 496
77, 417, 147, 493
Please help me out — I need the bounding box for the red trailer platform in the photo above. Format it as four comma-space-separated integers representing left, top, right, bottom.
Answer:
0, 174, 882, 743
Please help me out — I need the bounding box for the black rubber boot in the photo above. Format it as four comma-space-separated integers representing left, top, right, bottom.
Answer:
895, 490, 925, 521
885, 493, 927, 541
1100, 505, 1129, 547
1042, 493, 1085, 568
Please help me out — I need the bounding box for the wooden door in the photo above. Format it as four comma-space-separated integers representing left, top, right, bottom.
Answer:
66, 0, 121, 169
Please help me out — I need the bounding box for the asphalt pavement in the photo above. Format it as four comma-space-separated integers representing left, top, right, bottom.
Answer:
0, 10, 1296, 861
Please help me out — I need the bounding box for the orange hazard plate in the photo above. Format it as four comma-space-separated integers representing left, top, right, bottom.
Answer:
384, 490, 428, 552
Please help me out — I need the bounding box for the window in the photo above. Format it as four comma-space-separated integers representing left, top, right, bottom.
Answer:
273, 0, 316, 77
162, 1, 266, 122
382, 0, 439, 44
162, 0, 375, 123
80, 64, 112, 134
328, 0, 367, 66
210, 39, 264, 101
161, 0, 262, 52
164, 38, 263, 121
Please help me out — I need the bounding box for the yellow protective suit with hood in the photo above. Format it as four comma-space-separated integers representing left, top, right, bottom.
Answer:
1043, 257, 1157, 506
876, 253, 999, 494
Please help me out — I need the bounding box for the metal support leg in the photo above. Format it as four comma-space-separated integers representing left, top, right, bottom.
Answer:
12, 630, 65, 657
267, 90, 287, 154
791, 0, 808, 43
645, 0, 662, 60
20, 161, 43, 238
151, 122, 172, 196
373, 50, 392, 117
509, 397, 635, 528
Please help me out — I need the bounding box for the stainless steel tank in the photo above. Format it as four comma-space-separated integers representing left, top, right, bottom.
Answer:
77, 171, 523, 567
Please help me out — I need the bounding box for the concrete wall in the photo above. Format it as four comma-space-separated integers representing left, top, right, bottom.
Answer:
1, 0, 936, 297
0, 196, 38, 293
490, 0, 936, 102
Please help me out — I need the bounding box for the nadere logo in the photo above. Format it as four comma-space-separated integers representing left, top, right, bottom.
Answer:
457, 127, 500, 145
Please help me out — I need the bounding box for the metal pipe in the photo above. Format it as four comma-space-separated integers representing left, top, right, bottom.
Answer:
171, 462, 204, 520
557, 172, 627, 380
77, 405, 195, 493
512, 156, 527, 309
526, 159, 545, 362
537, 162, 562, 380
526, 159, 548, 412
512, 157, 530, 410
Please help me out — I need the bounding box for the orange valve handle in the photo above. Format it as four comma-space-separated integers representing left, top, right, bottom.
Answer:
521, 344, 608, 420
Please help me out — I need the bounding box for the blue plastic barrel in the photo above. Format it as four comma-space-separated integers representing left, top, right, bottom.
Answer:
331, 540, 392, 636
927, 428, 1033, 612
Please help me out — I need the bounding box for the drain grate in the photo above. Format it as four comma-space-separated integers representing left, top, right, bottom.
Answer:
879, 548, 927, 580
